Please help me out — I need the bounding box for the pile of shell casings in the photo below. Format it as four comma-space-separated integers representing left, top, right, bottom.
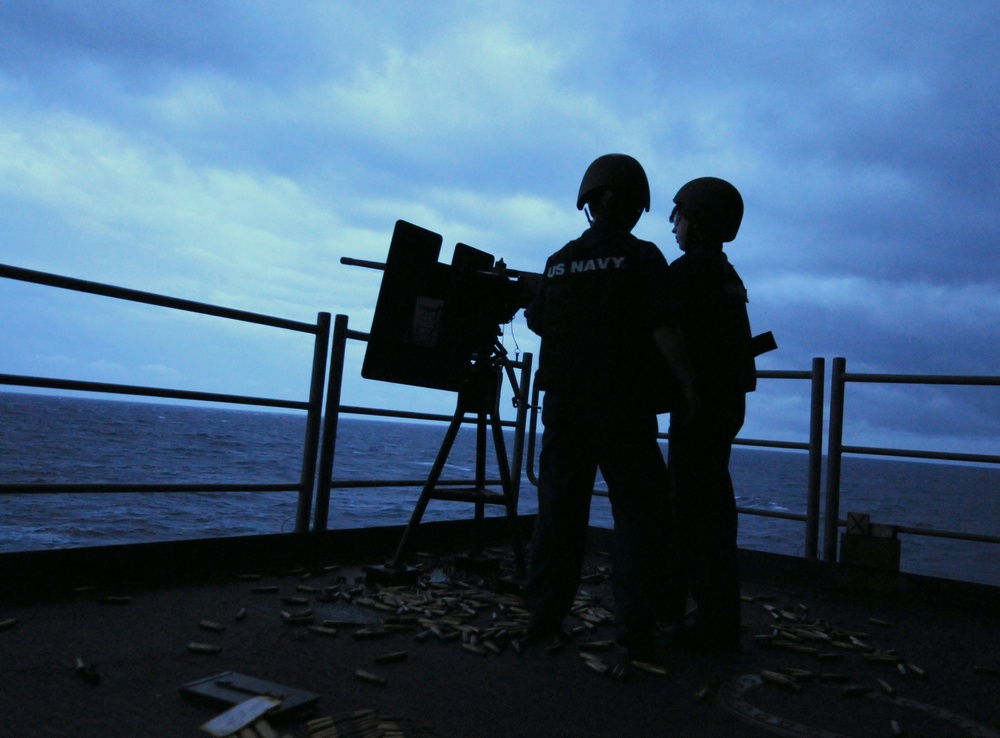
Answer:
749, 597, 928, 698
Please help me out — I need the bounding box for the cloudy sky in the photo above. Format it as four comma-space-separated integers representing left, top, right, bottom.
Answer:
1, 1, 998, 457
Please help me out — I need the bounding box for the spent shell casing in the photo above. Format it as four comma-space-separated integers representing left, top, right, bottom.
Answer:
907, 663, 926, 677
833, 627, 869, 638
797, 629, 831, 642
251, 585, 279, 594
631, 661, 668, 677
353, 627, 392, 640
876, 678, 895, 695
754, 634, 779, 648
374, 650, 408, 664
307, 625, 338, 637
235, 607, 247, 621
973, 665, 1000, 676
761, 670, 801, 691
584, 659, 609, 676
786, 644, 819, 655
869, 617, 894, 627
198, 620, 225, 632
840, 684, 871, 698
97, 596, 132, 605
354, 669, 387, 685
0, 618, 17, 631
891, 719, 903, 736
817, 652, 844, 661
306, 716, 334, 730
462, 643, 487, 656
818, 673, 851, 683
694, 685, 712, 702
187, 642, 222, 654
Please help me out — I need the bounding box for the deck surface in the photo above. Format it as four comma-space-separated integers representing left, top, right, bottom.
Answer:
2, 540, 999, 738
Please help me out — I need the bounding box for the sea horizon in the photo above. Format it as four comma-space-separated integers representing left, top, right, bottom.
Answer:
1, 391, 998, 587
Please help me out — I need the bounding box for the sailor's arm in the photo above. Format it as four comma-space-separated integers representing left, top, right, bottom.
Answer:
652, 322, 698, 423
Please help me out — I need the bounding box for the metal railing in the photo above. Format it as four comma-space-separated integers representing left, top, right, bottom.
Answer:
823, 356, 1000, 561
4, 263, 998, 570
739, 360, 827, 560
0, 263, 331, 533
310, 313, 534, 531
524, 358, 828, 559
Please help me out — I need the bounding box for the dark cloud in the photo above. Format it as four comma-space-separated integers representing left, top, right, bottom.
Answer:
1, 1, 996, 454
600, 4, 1000, 289
0, 2, 250, 79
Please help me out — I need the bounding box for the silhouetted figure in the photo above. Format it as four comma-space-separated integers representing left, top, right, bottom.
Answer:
524, 154, 694, 660
666, 177, 756, 655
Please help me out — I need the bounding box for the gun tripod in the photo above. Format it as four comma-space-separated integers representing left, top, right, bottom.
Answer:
382, 342, 527, 577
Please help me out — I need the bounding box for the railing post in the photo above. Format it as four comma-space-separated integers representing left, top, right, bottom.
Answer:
294, 312, 331, 533
313, 314, 349, 531
804, 357, 825, 560
508, 352, 533, 507
823, 356, 847, 561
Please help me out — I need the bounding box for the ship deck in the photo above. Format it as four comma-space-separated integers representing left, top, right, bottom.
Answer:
2, 520, 998, 738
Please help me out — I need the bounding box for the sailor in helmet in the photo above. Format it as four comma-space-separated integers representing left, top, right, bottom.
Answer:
666, 177, 757, 655
523, 154, 695, 660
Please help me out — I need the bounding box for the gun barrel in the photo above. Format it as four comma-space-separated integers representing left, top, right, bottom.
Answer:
340, 257, 386, 271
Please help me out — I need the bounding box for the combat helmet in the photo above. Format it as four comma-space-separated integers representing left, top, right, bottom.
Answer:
672, 177, 743, 243
577, 154, 651, 212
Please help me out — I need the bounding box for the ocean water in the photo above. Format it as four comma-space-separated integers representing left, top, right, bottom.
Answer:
1, 392, 998, 586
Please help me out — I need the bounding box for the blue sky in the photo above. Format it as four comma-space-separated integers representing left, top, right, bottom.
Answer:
1, 1, 998, 456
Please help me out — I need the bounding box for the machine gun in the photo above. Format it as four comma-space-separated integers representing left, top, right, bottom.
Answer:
342, 220, 540, 578
342, 219, 539, 400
